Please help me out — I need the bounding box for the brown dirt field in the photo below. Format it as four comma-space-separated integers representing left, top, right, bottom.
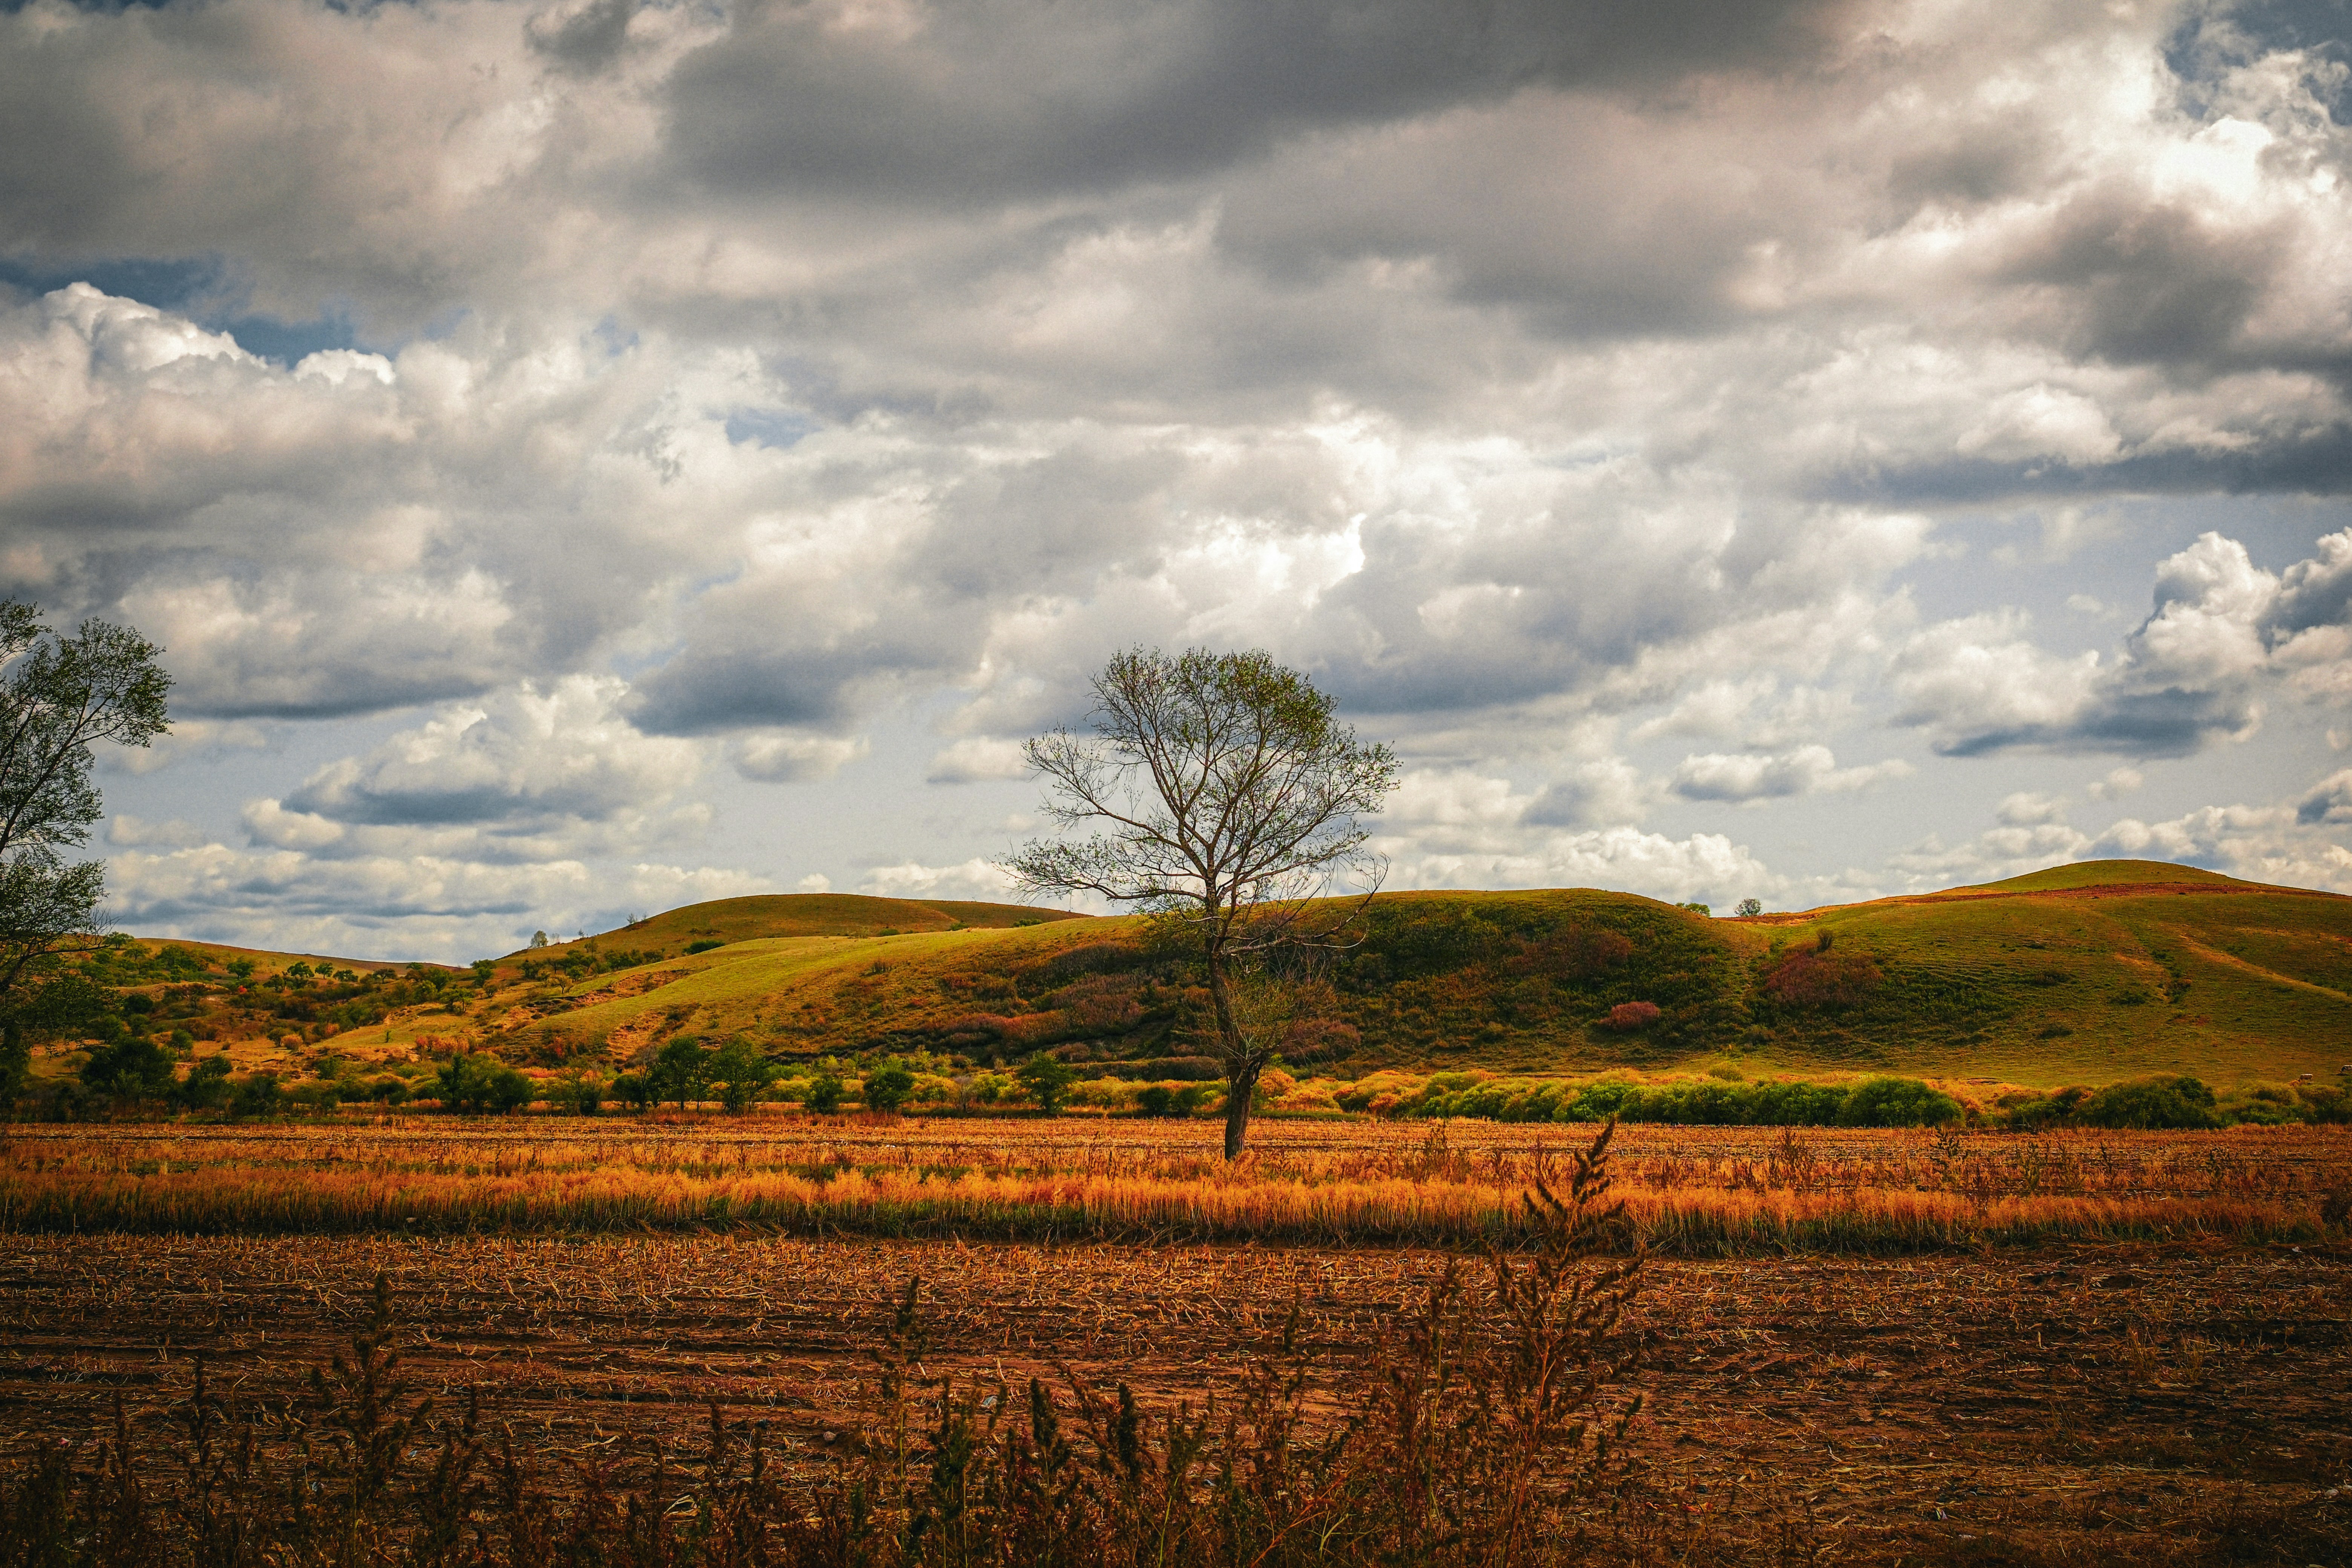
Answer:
3, 1231, 2347, 1564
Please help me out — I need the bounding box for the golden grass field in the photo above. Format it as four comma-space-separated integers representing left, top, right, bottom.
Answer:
6, 1115, 2346, 1251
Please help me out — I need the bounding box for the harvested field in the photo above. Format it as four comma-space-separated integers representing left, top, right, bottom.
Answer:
0, 1230, 2346, 1564
6, 1119, 2350, 1561
5, 1117, 2348, 1250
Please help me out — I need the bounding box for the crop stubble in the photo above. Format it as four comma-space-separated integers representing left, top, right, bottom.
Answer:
2, 1119, 2348, 1562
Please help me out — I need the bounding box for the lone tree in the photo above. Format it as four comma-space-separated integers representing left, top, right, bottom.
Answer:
0, 601, 171, 1104
1006, 648, 1396, 1158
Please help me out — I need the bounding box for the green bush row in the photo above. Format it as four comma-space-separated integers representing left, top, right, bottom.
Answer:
1994, 1073, 2352, 1130
1393, 1074, 1967, 1129
1387, 1071, 2352, 1131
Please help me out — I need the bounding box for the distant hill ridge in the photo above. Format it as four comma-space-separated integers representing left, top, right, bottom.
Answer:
435, 858, 2344, 1089
121, 861, 2350, 1088
509, 893, 1083, 957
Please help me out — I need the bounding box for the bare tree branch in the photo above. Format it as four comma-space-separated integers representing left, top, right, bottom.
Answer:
1002, 647, 1395, 1158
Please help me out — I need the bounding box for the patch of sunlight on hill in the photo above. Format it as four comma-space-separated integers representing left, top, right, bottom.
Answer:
1942, 859, 2258, 896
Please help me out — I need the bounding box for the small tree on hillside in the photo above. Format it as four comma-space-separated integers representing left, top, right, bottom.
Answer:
1006, 647, 1396, 1159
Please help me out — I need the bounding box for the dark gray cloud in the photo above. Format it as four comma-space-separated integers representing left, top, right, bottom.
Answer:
1817, 424, 2352, 507
666, 0, 1853, 202
1925, 687, 2260, 759
1992, 186, 2286, 369
2269, 527, 2352, 629
2299, 768, 2352, 822
530, 0, 639, 75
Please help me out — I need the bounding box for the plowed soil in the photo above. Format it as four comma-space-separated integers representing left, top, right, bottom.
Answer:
3, 1232, 2347, 1564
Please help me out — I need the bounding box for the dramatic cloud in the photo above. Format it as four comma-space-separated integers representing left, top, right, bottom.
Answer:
1884, 765, 2352, 895
1893, 530, 2352, 757
0, 0, 2336, 955
283, 677, 700, 831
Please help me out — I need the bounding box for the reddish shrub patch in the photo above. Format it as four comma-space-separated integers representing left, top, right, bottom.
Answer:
1509, 927, 1635, 980
1282, 1017, 1363, 1061
1603, 1000, 1660, 1031
1758, 949, 1883, 1008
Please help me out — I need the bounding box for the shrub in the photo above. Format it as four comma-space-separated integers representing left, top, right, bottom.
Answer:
1507, 926, 1635, 980
230, 1072, 282, 1118
1601, 1001, 1659, 1031
685, 939, 726, 954
172, 1054, 234, 1112
1757, 947, 1882, 1008
286, 1080, 343, 1112
609, 1071, 654, 1110
862, 1058, 917, 1114
550, 1067, 605, 1116
1836, 1076, 1965, 1128
1016, 1054, 1081, 1115
1996, 1085, 2090, 1130
710, 1038, 777, 1112
803, 1071, 846, 1115
80, 1035, 175, 1099
1280, 1017, 1361, 1061
1136, 1083, 1210, 1117
652, 1035, 715, 1107
1744, 1081, 1852, 1124
2078, 1074, 2222, 1130
435, 1052, 533, 1115
1148, 1055, 1228, 1082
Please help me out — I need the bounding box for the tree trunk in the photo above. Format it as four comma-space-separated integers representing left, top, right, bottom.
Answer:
0, 1016, 24, 1106
1206, 953, 1259, 1160
1222, 1060, 1260, 1161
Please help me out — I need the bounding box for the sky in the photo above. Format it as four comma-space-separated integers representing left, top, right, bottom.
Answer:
5, 0, 2352, 963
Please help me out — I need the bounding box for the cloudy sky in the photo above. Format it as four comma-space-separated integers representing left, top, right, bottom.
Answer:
6, 0, 2352, 961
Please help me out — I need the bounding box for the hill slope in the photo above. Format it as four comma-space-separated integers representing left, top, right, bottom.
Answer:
449, 860, 2350, 1087
514, 893, 1081, 957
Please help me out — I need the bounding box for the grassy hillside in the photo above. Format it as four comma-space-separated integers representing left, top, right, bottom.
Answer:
1742, 862, 2352, 1085
48, 862, 2350, 1093
516, 893, 1081, 957
423, 860, 2351, 1088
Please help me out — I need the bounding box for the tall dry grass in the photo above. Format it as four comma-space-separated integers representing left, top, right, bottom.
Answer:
4, 1118, 2344, 1251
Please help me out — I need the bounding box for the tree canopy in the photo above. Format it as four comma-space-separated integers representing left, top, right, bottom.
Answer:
0, 601, 170, 1102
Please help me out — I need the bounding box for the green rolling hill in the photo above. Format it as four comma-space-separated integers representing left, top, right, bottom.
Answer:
453, 860, 2350, 1088
513, 893, 1082, 957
